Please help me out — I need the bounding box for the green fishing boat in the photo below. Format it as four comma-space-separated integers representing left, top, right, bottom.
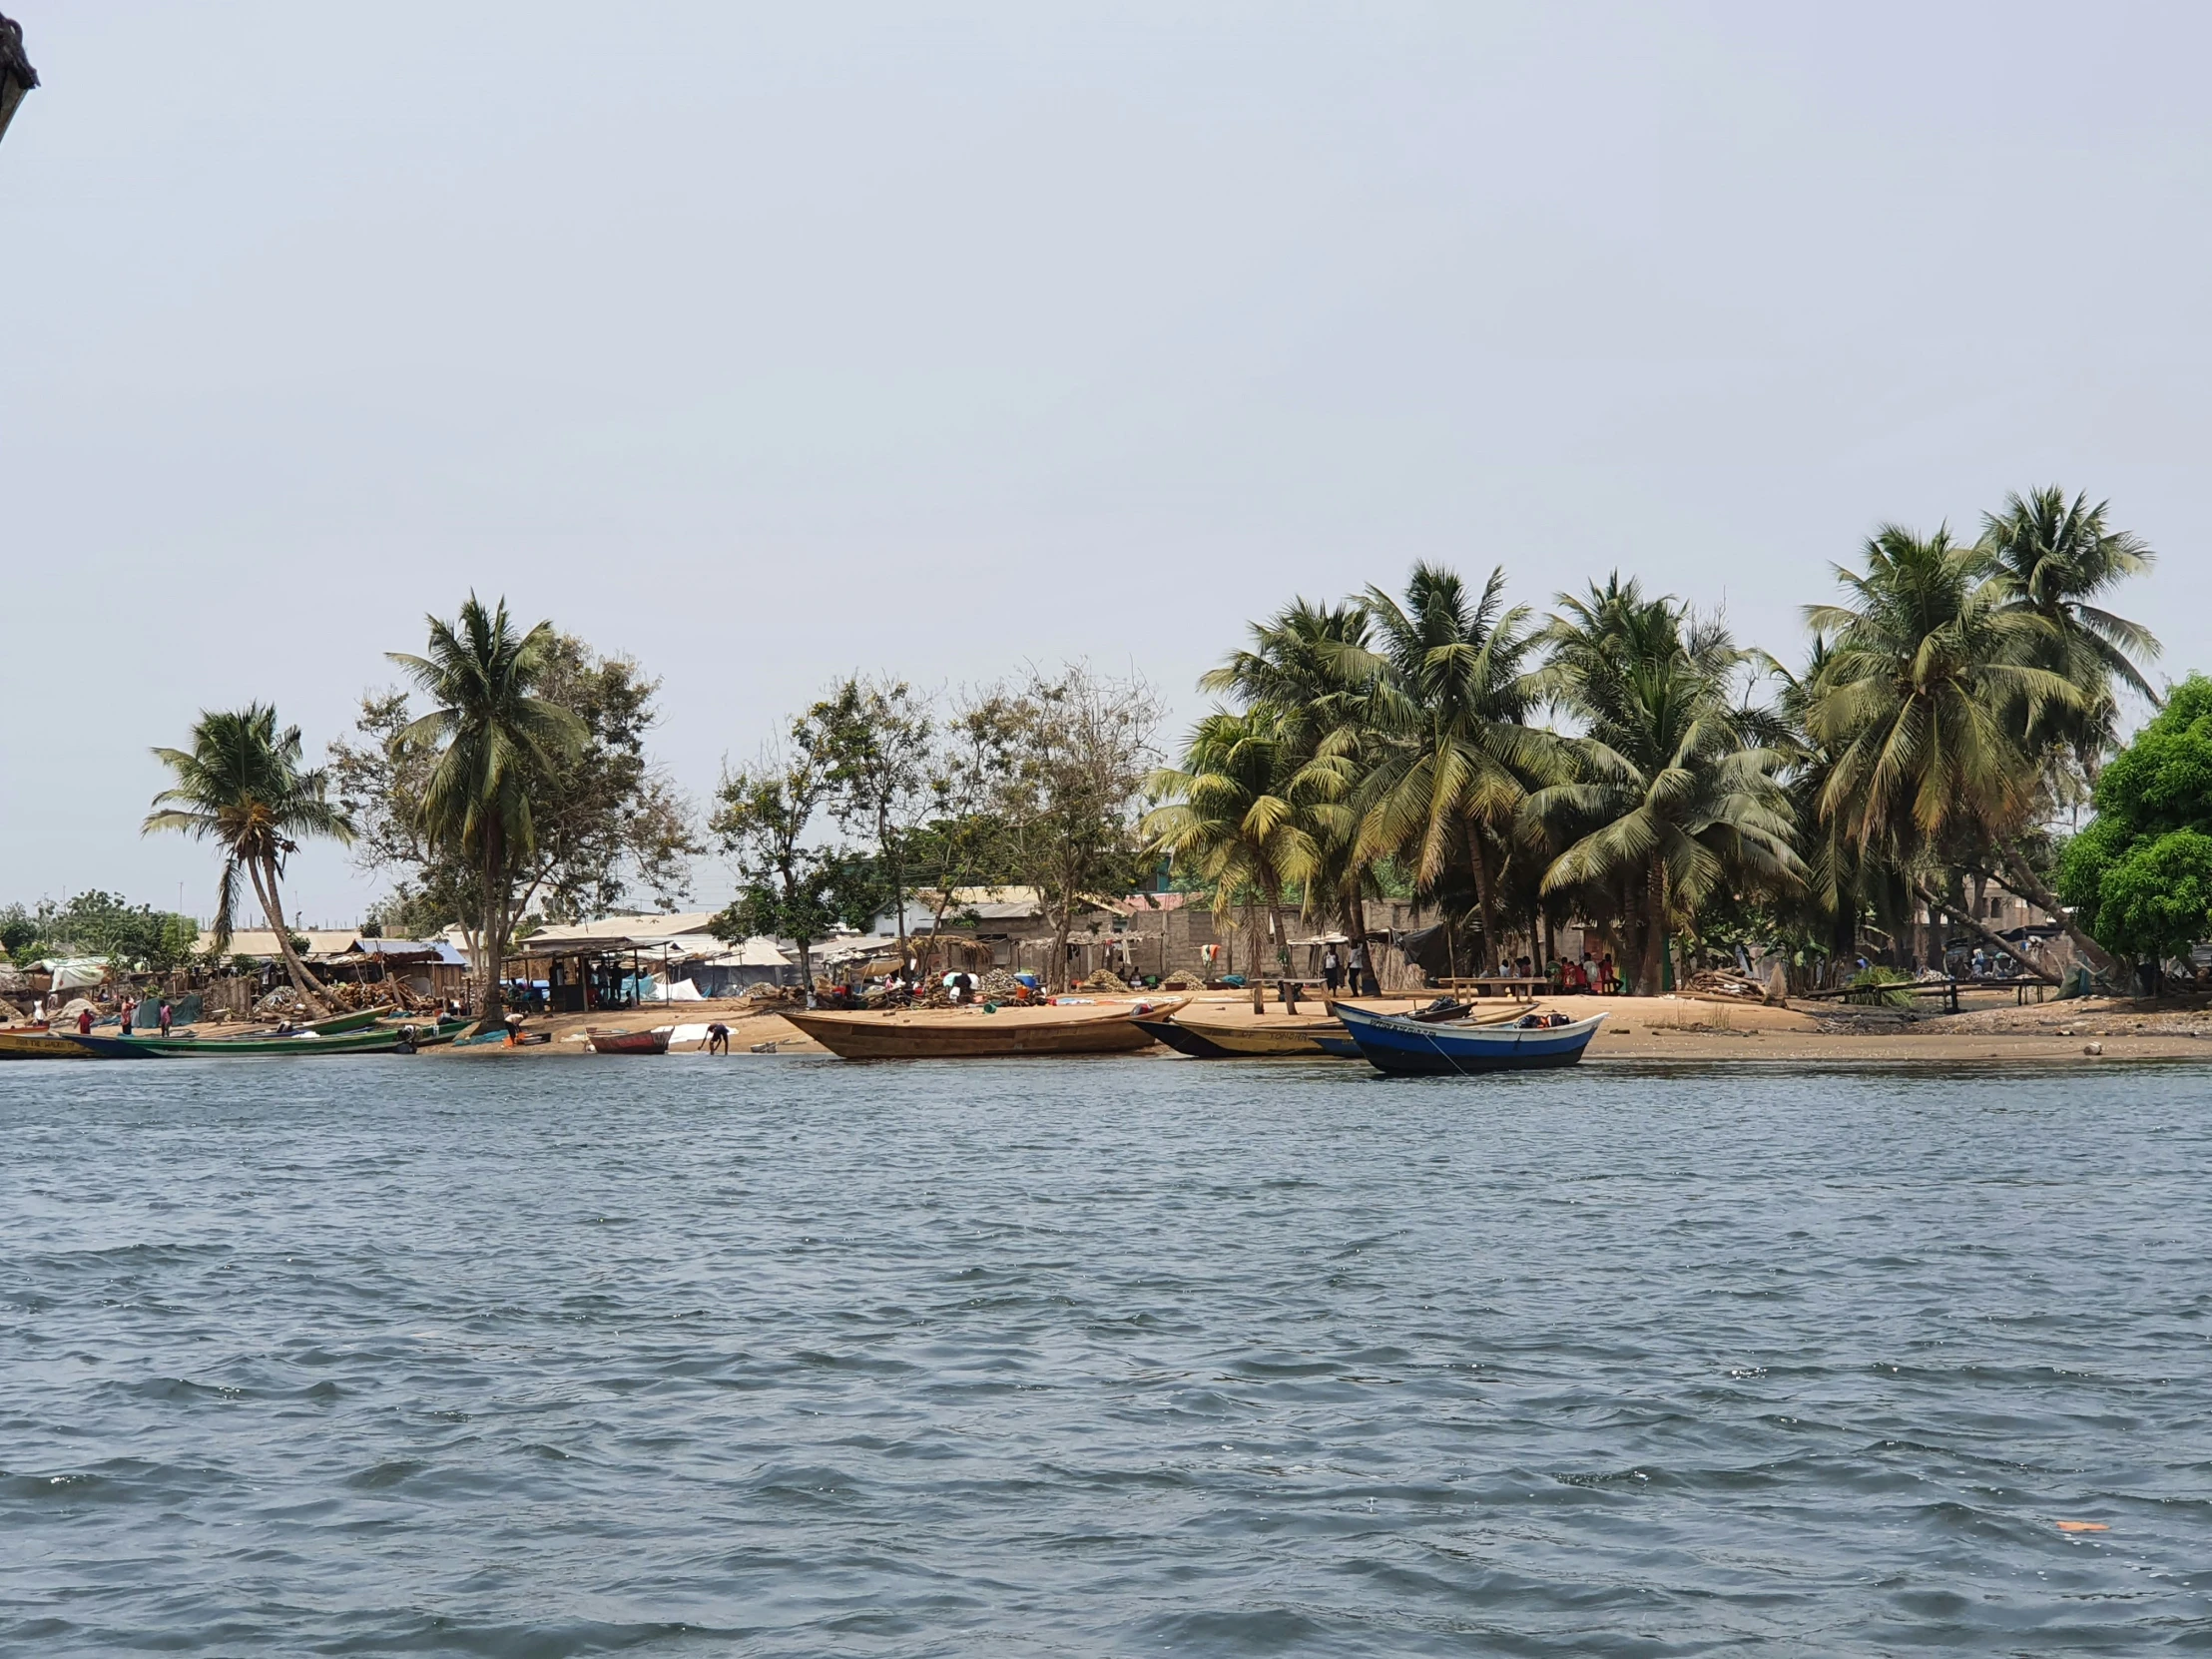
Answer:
126, 1025, 420, 1058
306, 1005, 396, 1034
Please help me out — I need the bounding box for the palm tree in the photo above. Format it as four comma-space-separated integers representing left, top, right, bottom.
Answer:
145, 705, 354, 1012
1527, 583, 1800, 993
390, 596, 585, 1019
1201, 599, 1379, 937
1345, 565, 1550, 971
1805, 525, 2121, 979
1143, 709, 1322, 977
1980, 486, 2160, 764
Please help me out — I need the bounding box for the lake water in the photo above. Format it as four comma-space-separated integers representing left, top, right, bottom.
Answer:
2, 1054, 2207, 1655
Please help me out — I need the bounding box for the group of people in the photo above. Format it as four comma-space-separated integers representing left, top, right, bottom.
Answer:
1545, 953, 1617, 995
1319, 942, 1381, 998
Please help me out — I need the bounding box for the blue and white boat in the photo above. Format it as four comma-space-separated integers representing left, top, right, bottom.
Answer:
1335, 1002, 1607, 1075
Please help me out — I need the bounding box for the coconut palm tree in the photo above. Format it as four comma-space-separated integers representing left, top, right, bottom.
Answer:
1526, 585, 1800, 993
389, 596, 585, 1019
1805, 524, 2121, 979
145, 704, 354, 1012
1344, 565, 1551, 971
1143, 709, 1322, 977
1980, 486, 2160, 765
1201, 598, 1380, 936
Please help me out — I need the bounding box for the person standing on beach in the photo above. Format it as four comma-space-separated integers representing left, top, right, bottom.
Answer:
158, 999, 173, 1037
77, 1005, 94, 1035
706, 1021, 730, 1055
1322, 945, 1342, 996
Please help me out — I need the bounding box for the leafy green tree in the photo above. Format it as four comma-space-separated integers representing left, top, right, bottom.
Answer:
812, 677, 932, 968
998, 666, 1162, 992
708, 723, 842, 994
0, 902, 41, 960
334, 635, 695, 945
909, 687, 1024, 975
144, 704, 353, 1011
388, 596, 587, 1017
1143, 708, 1322, 973
2057, 674, 2212, 962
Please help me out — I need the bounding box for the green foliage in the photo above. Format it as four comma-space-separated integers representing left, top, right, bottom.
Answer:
0, 902, 38, 959
2, 891, 200, 972
1844, 964, 1916, 1007
143, 703, 353, 959
2057, 676, 2212, 959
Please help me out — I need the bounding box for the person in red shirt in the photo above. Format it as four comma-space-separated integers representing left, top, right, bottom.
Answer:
77, 1007, 94, 1035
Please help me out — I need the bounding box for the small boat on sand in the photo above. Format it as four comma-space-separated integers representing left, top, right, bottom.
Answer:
1336, 1002, 1606, 1075
1154, 1009, 1354, 1058
786, 997, 1188, 1060
586, 1026, 672, 1055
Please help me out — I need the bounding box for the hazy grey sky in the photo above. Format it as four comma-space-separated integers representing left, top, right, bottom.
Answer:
4, 2, 2206, 925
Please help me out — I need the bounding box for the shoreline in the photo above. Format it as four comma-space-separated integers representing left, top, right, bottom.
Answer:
402, 988, 2212, 1067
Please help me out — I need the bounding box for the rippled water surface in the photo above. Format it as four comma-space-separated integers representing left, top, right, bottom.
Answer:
4, 1054, 2209, 1655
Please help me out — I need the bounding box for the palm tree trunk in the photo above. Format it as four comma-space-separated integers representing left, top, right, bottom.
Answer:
479, 821, 506, 1021
249, 857, 330, 1013
1993, 842, 2128, 985
1268, 887, 1292, 982
1914, 882, 2057, 983
1469, 833, 1499, 974
1640, 858, 1668, 995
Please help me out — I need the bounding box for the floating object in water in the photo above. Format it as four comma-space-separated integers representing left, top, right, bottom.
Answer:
2055, 1520, 2109, 1532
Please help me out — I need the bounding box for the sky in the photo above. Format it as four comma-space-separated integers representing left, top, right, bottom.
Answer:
3, 1, 2207, 926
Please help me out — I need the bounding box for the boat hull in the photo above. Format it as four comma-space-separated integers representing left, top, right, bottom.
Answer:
786, 998, 1184, 1060
587, 1028, 672, 1055
1165, 1015, 1352, 1058
1133, 1018, 1234, 1058
129, 1027, 416, 1057
0, 1031, 104, 1059
1336, 1004, 1606, 1075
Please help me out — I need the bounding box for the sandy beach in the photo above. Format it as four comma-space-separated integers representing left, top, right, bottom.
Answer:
408, 988, 2212, 1066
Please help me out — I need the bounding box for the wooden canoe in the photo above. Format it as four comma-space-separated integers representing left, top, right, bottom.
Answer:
586, 1026, 672, 1055
1166, 1011, 1354, 1058
785, 997, 1188, 1060
306, 1005, 396, 1034
128, 1026, 418, 1057
0, 1030, 104, 1059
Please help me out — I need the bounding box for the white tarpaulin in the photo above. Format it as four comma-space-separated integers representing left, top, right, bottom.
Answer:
630, 974, 706, 1003
36, 957, 108, 990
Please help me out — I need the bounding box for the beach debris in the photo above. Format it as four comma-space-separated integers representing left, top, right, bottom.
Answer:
1159, 970, 1203, 990
2055, 1520, 2109, 1532
749, 1040, 778, 1053
2084, 1041, 2103, 1055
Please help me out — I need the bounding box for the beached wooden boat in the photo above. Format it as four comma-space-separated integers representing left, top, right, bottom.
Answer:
1132, 1017, 1235, 1058
786, 997, 1188, 1060
127, 1026, 418, 1058
0, 1030, 105, 1059
1336, 1003, 1606, 1075
306, 1005, 396, 1034
1165, 1010, 1354, 1058
586, 1026, 672, 1055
